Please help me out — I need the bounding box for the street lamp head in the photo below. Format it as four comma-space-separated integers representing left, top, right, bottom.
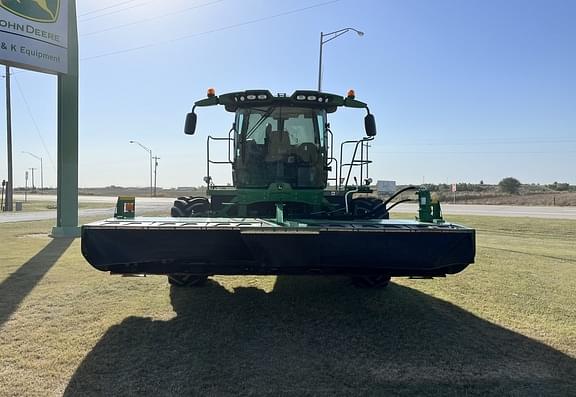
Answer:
129, 140, 135, 144
356, 30, 365, 37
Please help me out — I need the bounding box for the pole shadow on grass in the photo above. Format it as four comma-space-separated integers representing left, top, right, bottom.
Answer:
0, 238, 74, 327
64, 277, 576, 396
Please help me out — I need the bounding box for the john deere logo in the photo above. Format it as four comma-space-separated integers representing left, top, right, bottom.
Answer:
1, 0, 60, 23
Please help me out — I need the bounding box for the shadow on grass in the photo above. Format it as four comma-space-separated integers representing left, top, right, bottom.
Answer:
0, 238, 74, 327
64, 277, 576, 396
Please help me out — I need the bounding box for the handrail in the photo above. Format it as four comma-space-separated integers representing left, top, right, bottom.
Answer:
327, 127, 334, 162
206, 128, 234, 187
339, 137, 373, 189
327, 157, 338, 188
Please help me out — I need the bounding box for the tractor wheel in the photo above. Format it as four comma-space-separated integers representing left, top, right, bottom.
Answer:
173, 199, 188, 210
170, 206, 186, 217
168, 274, 209, 287
351, 275, 391, 288
184, 197, 210, 215
352, 197, 389, 219
171, 196, 210, 217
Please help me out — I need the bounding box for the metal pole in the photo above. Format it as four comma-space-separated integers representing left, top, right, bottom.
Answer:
25, 171, 28, 202
1, 180, 4, 211
316, 28, 363, 92
130, 140, 153, 197
5, 65, 13, 212
40, 157, 43, 191
22, 152, 43, 191
317, 32, 323, 92
153, 156, 159, 197
149, 150, 153, 197
29, 167, 36, 190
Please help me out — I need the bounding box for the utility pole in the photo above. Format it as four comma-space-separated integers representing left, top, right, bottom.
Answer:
153, 156, 160, 197
1, 180, 5, 211
24, 171, 28, 202
29, 167, 37, 190
4, 65, 13, 211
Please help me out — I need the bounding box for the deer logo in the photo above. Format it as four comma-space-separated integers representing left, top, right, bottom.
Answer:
0, 0, 60, 23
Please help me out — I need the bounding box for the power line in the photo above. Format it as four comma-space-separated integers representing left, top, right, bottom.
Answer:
13, 76, 56, 172
81, 0, 227, 37
78, 0, 141, 18
372, 151, 576, 154
79, 1, 153, 22
376, 139, 576, 146
81, 0, 341, 61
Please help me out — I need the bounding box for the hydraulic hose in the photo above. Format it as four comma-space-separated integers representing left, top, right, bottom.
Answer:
386, 198, 416, 212
383, 185, 419, 208
362, 186, 419, 219
345, 187, 360, 214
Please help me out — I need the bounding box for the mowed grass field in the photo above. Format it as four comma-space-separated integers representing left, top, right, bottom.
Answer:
0, 214, 575, 396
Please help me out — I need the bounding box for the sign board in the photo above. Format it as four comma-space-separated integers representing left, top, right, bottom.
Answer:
376, 180, 397, 194
0, 0, 68, 74
451, 183, 457, 193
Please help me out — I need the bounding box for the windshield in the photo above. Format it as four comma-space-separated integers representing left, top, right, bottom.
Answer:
234, 106, 327, 189
240, 107, 325, 146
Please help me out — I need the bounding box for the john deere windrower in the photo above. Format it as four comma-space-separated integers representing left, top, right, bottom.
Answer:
81, 89, 475, 288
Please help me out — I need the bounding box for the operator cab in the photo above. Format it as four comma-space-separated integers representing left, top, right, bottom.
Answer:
234, 106, 327, 189
186, 89, 376, 192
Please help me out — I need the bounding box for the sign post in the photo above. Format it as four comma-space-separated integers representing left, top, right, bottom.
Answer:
53, 0, 79, 237
0, 0, 79, 237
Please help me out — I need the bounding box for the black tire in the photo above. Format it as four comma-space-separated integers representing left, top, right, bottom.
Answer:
352, 197, 389, 219
168, 274, 209, 287
186, 202, 210, 215
171, 206, 186, 217
184, 197, 210, 215
351, 275, 391, 288
171, 196, 210, 217
173, 199, 188, 210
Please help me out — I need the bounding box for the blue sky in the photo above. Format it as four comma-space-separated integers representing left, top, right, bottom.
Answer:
1, 0, 575, 188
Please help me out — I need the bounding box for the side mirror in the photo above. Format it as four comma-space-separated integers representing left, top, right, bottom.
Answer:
364, 114, 377, 137
184, 112, 197, 135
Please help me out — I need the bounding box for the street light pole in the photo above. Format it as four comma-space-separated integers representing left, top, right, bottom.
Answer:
129, 140, 153, 197
318, 32, 324, 93
153, 156, 160, 197
22, 151, 43, 191
24, 171, 28, 202
317, 27, 364, 92
29, 167, 37, 190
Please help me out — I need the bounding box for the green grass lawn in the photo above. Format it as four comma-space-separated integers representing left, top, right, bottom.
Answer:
0, 215, 575, 396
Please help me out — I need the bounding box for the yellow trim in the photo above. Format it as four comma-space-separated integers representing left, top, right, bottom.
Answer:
0, 0, 61, 24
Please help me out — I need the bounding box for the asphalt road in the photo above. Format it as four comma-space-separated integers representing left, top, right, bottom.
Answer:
395, 203, 576, 220
0, 195, 575, 223
0, 195, 171, 224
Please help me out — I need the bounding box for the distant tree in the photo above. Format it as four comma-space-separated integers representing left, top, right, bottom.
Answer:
548, 182, 570, 191
499, 177, 521, 194
480, 180, 484, 185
